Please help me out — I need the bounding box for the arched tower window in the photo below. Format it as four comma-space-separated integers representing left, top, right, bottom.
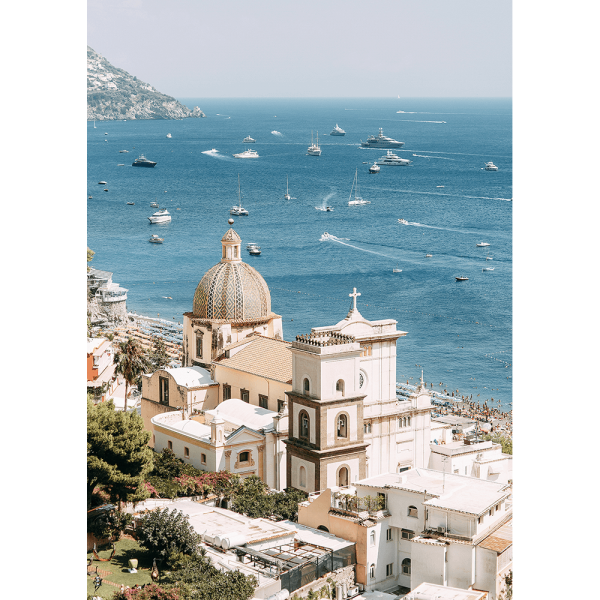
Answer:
338, 466, 349, 487
299, 410, 310, 439
303, 378, 310, 394
336, 379, 345, 396
369, 564, 376, 579
299, 466, 306, 487
337, 414, 348, 438
402, 558, 411, 575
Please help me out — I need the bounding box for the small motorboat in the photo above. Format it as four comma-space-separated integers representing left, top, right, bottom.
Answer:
119, 150, 129, 153
425, 254, 433, 258
325, 206, 333, 212
104, 132, 108, 135
248, 246, 261, 255
127, 202, 135, 205
166, 133, 172, 138
98, 181, 107, 185
476, 242, 490, 247
149, 234, 164, 243
103, 188, 109, 192
246, 243, 260, 250
150, 202, 159, 208
369, 163, 380, 173
393, 268, 402, 273
484, 162, 498, 171
88, 195, 93, 199
243, 136, 256, 143
117, 164, 125, 166
398, 219, 409, 225
455, 276, 469, 281
482, 267, 495, 272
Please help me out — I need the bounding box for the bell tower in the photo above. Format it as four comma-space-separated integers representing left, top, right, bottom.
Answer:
284, 325, 369, 493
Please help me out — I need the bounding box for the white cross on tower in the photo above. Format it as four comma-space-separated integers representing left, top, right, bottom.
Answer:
349, 287, 361, 311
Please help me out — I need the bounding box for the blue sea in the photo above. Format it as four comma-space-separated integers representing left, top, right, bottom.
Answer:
87, 98, 512, 409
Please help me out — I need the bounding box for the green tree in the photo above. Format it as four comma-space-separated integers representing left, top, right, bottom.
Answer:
87, 399, 154, 509
87, 246, 95, 267
484, 433, 512, 455
273, 487, 308, 522
230, 475, 275, 518
114, 337, 151, 411
87, 507, 132, 541
136, 508, 201, 560
150, 335, 171, 370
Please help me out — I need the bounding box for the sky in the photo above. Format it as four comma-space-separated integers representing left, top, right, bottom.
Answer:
87, 0, 512, 98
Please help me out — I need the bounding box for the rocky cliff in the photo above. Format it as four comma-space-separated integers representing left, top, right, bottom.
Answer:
87, 46, 205, 121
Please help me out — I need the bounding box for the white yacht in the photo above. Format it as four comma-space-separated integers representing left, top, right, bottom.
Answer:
234, 149, 259, 159
485, 162, 498, 171
330, 124, 346, 136
393, 268, 402, 273
246, 243, 260, 250
482, 266, 495, 272
348, 169, 371, 205
230, 175, 249, 215
361, 128, 404, 148
398, 218, 409, 225
149, 234, 164, 243
248, 246, 261, 255
148, 209, 171, 223
119, 150, 129, 153
307, 131, 321, 156
376, 151, 411, 166
476, 242, 490, 247
369, 162, 380, 173
166, 133, 172, 138
243, 136, 256, 143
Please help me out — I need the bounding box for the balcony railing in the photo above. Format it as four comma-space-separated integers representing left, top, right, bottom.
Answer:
331, 492, 387, 516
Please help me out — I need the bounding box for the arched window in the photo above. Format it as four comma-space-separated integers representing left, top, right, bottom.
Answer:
299, 466, 306, 487
336, 379, 345, 396
407, 416, 411, 426
317, 525, 329, 533
398, 417, 403, 428
303, 378, 310, 394
402, 558, 411, 575
233, 246, 238, 258
299, 410, 310, 439
364, 422, 371, 434
338, 466, 349, 487
370, 530, 376, 546
337, 414, 348, 438
408, 505, 418, 518
369, 564, 376, 579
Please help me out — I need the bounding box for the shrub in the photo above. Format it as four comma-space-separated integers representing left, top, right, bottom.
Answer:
136, 508, 201, 560
88, 508, 132, 541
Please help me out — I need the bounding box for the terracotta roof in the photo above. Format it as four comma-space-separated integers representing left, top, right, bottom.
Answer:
477, 518, 512, 553
214, 335, 293, 384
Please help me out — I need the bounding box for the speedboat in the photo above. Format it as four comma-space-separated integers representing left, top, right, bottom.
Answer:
320, 232, 332, 241
425, 254, 433, 258
98, 181, 107, 185
348, 169, 370, 205
166, 133, 172, 138
393, 268, 402, 273
369, 162, 380, 173
246, 243, 260, 250
149, 234, 164, 243
248, 244, 261, 255
88, 195, 93, 199
103, 188, 109, 192
307, 131, 321, 156
376, 151, 411, 166
330, 124, 346, 136
233, 149, 259, 159
119, 150, 129, 153
127, 202, 135, 205
361, 128, 404, 148
398, 219, 409, 225
455, 276, 469, 281
484, 162, 498, 171
243, 136, 256, 143
476, 242, 490, 247
132, 155, 157, 167
482, 267, 494, 271
150, 202, 159, 208
148, 209, 171, 223
325, 206, 333, 212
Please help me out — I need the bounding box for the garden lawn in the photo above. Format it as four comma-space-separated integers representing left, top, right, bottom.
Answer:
87, 538, 154, 599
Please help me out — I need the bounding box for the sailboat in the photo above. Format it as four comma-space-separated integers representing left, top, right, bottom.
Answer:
284, 175, 292, 200
230, 174, 249, 216
307, 131, 321, 156
93, 120, 96, 129
348, 168, 371, 205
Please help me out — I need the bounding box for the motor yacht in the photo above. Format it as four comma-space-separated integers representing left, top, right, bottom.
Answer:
132, 154, 157, 167
376, 151, 411, 166
484, 162, 498, 171
149, 234, 164, 243
243, 136, 256, 143
369, 162, 380, 173
348, 169, 371, 205
150, 202, 159, 208
425, 254, 433, 258
482, 267, 494, 272
233, 149, 259, 159
393, 268, 402, 273
127, 202, 135, 205
98, 181, 107, 185
476, 242, 490, 247
455, 276, 469, 281
166, 133, 172, 138
398, 219, 409, 225
307, 131, 321, 156
119, 150, 129, 153
361, 128, 404, 148
148, 209, 171, 223
330, 124, 346, 136
248, 247, 261, 255
246, 243, 260, 250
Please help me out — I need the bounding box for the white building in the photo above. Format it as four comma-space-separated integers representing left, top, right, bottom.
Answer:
352, 469, 511, 599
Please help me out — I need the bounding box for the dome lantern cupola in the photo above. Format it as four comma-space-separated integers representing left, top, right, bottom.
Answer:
220, 218, 242, 264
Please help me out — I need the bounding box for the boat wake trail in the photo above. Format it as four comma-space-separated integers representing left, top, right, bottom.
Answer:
271, 131, 283, 136
398, 120, 446, 124
201, 150, 231, 160
321, 233, 395, 259
406, 222, 470, 234
412, 154, 455, 160
315, 191, 336, 210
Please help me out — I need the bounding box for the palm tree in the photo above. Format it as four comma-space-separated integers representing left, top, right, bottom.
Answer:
114, 338, 151, 411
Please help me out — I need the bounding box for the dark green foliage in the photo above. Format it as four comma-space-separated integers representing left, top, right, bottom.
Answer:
483, 433, 512, 455
273, 487, 308, 522
87, 399, 154, 509
114, 337, 152, 411
230, 475, 275, 518
136, 508, 201, 560
150, 448, 199, 479
150, 336, 171, 370
88, 507, 132, 541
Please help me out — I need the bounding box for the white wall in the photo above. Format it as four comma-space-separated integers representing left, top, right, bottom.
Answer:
291, 455, 316, 492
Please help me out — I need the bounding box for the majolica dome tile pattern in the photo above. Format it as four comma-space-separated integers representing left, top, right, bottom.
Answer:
193, 261, 272, 321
